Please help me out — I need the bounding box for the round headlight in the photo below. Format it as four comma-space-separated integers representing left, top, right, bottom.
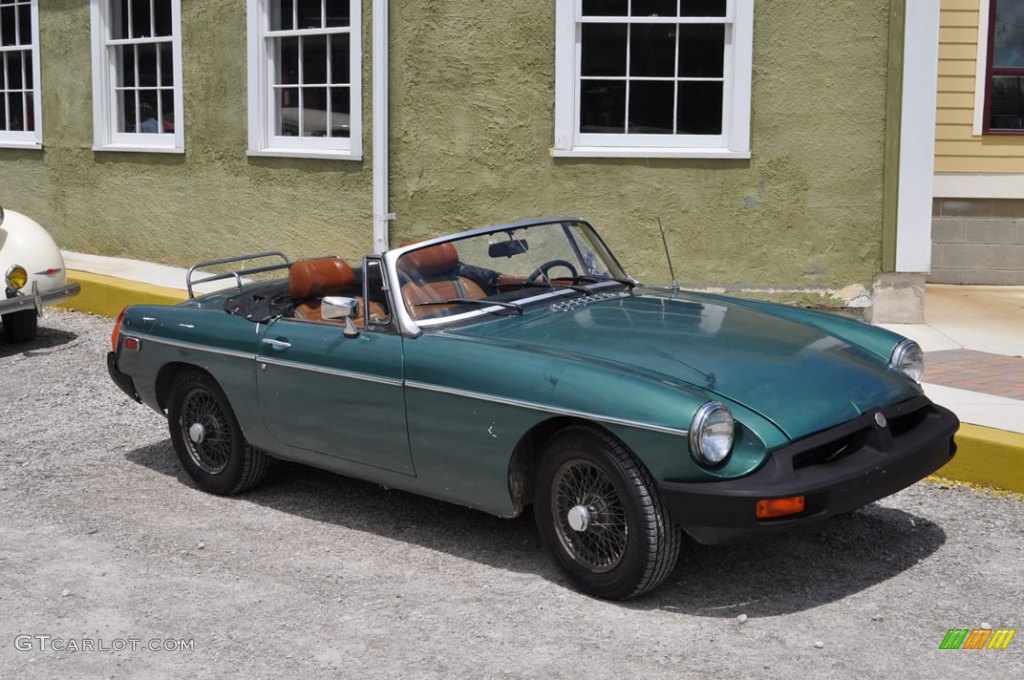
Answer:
889, 339, 924, 383
5, 264, 28, 291
689, 401, 735, 466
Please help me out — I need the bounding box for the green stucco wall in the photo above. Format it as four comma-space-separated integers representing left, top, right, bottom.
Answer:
0, 0, 375, 267
0, 0, 895, 295
388, 0, 894, 293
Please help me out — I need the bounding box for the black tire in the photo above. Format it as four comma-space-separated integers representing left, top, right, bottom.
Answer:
2, 309, 38, 342
166, 370, 269, 495
534, 425, 681, 600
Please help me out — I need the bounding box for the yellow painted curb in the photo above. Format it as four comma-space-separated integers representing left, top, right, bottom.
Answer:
57, 270, 187, 317
936, 423, 1024, 495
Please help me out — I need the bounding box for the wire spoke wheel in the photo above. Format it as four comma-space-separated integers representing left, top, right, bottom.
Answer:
167, 371, 269, 495
179, 387, 232, 474
551, 459, 628, 573
535, 425, 681, 600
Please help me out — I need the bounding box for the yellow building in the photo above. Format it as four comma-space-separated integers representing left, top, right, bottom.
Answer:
933, 0, 1024, 284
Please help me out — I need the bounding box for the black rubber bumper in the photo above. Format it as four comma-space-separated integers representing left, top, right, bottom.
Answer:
107, 351, 141, 403
661, 397, 959, 545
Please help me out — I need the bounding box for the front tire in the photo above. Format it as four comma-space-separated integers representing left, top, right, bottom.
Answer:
2, 309, 38, 342
167, 370, 269, 495
534, 425, 681, 600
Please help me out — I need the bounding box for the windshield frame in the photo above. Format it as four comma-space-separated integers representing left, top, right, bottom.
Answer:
382, 217, 632, 336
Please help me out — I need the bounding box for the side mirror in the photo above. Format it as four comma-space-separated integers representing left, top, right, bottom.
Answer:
321, 296, 360, 338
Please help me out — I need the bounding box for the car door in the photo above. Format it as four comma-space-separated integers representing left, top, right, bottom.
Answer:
255, 265, 412, 474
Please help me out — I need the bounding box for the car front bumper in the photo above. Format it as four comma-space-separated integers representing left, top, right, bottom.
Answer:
0, 282, 81, 316
661, 396, 959, 545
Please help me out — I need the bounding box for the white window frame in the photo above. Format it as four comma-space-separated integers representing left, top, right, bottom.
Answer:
89, 0, 185, 153
0, 0, 42, 148
553, 0, 753, 159
246, 0, 362, 160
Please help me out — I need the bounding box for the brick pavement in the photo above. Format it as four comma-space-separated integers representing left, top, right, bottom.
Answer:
923, 349, 1024, 400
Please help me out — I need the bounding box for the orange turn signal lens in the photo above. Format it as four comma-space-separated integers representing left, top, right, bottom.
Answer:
111, 306, 128, 352
756, 496, 805, 519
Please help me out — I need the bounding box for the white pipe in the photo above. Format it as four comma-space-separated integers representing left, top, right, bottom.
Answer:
895, 0, 940, 273
372, 0, 393, 253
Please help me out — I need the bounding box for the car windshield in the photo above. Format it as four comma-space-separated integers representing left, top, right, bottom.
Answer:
396, 220, 631, 325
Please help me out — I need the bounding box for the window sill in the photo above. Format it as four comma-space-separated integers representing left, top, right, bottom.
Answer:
551, 146, 751, 160
248, 147, 363, 162
0, 140, 43, 150
93, 144, 184, 154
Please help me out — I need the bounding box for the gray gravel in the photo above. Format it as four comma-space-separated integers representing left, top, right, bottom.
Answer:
1, 308, 1022, 679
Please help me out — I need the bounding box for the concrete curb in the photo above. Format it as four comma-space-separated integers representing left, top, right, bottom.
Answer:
56, 269, 1024, 496
935, 423, 1024, 495
58, 270, 186, 318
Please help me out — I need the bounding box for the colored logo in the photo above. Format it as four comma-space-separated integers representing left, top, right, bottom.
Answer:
940, 628, 1016, 650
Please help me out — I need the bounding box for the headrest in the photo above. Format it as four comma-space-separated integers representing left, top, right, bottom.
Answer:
289, 257, 355, 299
399, 242, 460, 278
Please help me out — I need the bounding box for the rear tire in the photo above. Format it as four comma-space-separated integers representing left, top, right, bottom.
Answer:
2, 309, 38, 342
167, 370, 269, 495
534, 425, 681, 600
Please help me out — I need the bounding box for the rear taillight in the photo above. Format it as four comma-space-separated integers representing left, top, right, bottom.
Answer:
111, 306, 128, 352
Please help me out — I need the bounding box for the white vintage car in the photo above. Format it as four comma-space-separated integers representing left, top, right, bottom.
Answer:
0, 206, 80, 342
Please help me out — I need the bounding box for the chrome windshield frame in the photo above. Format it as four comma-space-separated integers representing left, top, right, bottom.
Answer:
381, 217, 631, 337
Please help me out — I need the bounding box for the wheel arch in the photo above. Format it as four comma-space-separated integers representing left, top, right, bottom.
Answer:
507, 416, 641, 517
155, 362, 216, 412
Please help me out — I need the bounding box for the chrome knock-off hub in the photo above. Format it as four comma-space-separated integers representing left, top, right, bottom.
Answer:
567, 505, 591, 532
188, 422, 206, 444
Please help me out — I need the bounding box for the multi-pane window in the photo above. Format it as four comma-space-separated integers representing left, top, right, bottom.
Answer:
0, 0, 41, 147
90, 0, 184, 151
554, 0, 752, 157
247, 0, 362, 159
984, 0, 1024, 133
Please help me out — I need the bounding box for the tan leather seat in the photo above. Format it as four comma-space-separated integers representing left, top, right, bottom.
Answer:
289, 257, 383, 326
398, 242, 487, 318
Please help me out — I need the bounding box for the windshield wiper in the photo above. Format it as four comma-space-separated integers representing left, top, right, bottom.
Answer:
505, 280, 592, 294
415, 298, 523, 315
574, 274, 637, 290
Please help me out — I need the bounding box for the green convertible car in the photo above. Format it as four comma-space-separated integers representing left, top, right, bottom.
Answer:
108, 217, 959, 600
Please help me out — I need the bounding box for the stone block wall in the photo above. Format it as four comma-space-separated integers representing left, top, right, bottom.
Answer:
930, 199, 1024, 285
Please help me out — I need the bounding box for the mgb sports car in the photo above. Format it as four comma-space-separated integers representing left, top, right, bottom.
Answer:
107, 217, 958, 600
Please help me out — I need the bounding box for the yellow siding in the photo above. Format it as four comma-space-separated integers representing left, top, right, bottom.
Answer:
935, 0, 1024, 174
943, 0, 982, 10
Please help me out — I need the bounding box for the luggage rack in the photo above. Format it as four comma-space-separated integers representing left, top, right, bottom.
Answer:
186, 252, 291, 300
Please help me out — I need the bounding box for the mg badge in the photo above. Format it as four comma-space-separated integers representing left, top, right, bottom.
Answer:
875, 412, 888, 428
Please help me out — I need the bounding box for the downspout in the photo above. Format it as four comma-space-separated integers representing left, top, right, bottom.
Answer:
372, 0, 393, 253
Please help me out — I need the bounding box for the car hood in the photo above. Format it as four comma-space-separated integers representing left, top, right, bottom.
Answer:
461, 290, 920, 440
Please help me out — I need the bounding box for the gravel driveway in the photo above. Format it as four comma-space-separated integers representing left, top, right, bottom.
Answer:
1, 309, 1022, 679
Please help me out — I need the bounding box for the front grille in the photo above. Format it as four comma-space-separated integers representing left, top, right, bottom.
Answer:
779, 396, 934, 471
792, 429, 869, 469
887, 405, 932, 438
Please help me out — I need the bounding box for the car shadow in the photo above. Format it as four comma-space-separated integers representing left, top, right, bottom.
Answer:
125, 442, 946, 616
0, 326, 79, 359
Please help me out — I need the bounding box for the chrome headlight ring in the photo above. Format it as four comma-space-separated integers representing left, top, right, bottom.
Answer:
5, 264, 28, 291
889, 339, 924, 383
689, 401, 735, 467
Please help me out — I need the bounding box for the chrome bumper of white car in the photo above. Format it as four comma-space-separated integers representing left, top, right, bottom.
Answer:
0, 282, 81, 316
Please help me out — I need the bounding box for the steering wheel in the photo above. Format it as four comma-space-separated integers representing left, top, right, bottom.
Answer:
528, 259, 579, 283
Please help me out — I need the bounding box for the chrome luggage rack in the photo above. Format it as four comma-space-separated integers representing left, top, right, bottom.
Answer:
186, 252, 291, 300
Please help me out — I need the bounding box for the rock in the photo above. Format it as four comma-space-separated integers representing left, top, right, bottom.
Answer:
814, 640, 824, 649
61, 588, 71, 597
737, 614, 748, 624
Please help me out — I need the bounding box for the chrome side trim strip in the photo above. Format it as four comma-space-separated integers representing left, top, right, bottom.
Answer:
130, 332, 256, 361
405, 381, 688, 437
260, 357, 403, 386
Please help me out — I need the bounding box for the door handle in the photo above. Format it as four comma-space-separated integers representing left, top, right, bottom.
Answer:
262, 337, 292, 350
